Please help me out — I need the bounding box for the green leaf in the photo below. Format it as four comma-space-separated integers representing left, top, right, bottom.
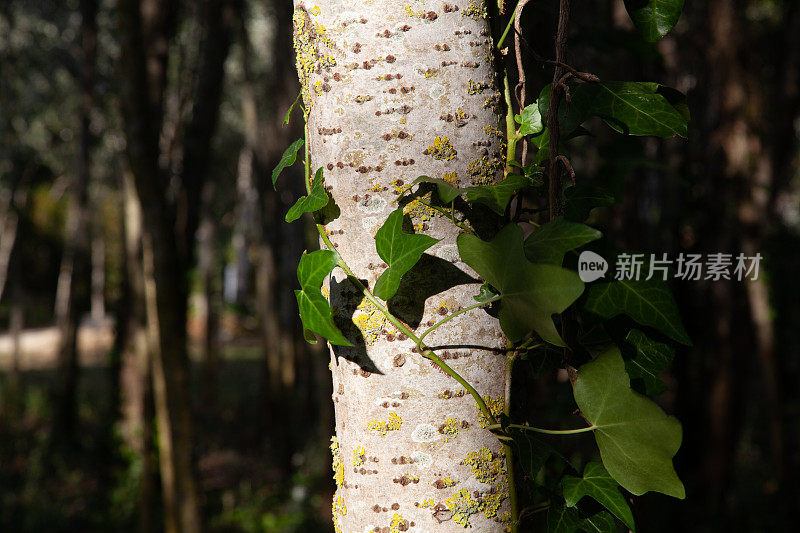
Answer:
584, 279, 691, 345
373, 209, 439, 300
515, 433, 556, 481
580, 512, 617, 533
573, 346, 685, 498
540, 82, 688, 138
457, 224, 584, 345
547, 506, 617, 533
412, 176, 462, 203
272, 138, 304, 188
562, 462, 635, 530
624, 329, 675, 395
464, 174, 529, 215
524, 217, 602, 265
283, 92, 302, 126
515, 102, 544, 136
295, 250, 352, 346
624, 0, 685, 42
285, 168, 329, 223
547, 505, 584, 533
474, 282, 500, 303
564, 185, 615, 222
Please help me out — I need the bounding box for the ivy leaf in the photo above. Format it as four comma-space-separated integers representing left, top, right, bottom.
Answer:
294, 250, 352, 346
283, 92, 302, 126
524, 217, 603, 265
464, 174, 530, 215
580, 511, 617, 533
547, 505, 584, 533
285, 168, 329, 223
624, 0, 685, 42
584, 279, 691, 345
515, 102, 544, 136
272, 138, 304, 188
540, 82, 688, 138
514, 433, 556, 481
624, 329, 675, 395
373, 209, 439, 300
412, 176, 462, 203
547, 506, 617, 533
457, 224, 584, 345
573, 346, 685, 498
564, 185, 615, 222
562, 462, 635, 531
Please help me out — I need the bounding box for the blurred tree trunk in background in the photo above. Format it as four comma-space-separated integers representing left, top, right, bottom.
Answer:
53, 0, 97, 443
118, 0, 236, 530
199, 180, 221, 410
119, 169, 156, 533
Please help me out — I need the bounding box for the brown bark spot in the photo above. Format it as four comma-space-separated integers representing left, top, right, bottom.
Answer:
393, 354, 406, 367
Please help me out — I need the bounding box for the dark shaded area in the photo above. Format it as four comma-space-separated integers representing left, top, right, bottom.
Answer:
0, 0, 798, 531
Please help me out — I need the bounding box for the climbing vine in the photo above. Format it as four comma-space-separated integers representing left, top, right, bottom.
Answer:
276, 0, 689, 531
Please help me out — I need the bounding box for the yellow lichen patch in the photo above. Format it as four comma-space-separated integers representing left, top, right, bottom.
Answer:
441, 171, 460, 186
438, 389, 467, 399
418, 498, 436, 508
367, 412, 402, 436
463, 446, 505, 485
467, 79, 491, 95
353, 297, 393, 345
353, 445, 366, 467
445, 480, 509, 526
292, 7, 337, 110
309, 5, 320, 15
399, 192, 443, 232
332, 490, 347, 533
477, 396, 505, 428
468, 153, 503, 185
445, 488, 482, 527
330, 436, 344, 487
462, 0, 487, 20
439, 417, 461, 442
424, 136, 458, 161
390, 513, 409, 533
435, 476, 459, 488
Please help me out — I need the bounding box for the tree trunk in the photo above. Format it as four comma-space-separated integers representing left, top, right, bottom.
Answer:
294, 2, 510, 530
53, 0, 98, 442
119, 168, 156, 533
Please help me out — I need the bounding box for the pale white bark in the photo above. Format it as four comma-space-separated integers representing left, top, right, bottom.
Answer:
294, 1, 510, 531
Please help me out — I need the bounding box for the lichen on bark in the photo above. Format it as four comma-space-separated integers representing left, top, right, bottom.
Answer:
293, 1, 510, 530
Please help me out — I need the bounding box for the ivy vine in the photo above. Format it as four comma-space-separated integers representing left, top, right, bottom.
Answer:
275, 0, 689, 531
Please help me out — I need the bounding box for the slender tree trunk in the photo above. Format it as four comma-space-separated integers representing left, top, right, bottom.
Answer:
295, 2, 510, 530
119, 169, 156, 533
199, 181, 221, 410
117, 1, 202, 531
53, 0, 98, 442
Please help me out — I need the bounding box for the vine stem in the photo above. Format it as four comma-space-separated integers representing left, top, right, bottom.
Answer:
497, 0, 523, 50
503, 76, 522, 176
415, 198, 473, 232
417, 295, 502, 344
487, 423, 597, 435
315, 224, 498, 427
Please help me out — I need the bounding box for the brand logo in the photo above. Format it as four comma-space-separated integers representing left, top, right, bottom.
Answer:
578, 251, 608, 283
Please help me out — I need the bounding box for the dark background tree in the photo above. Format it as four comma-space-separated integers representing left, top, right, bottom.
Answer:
0, 0, 797, 531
